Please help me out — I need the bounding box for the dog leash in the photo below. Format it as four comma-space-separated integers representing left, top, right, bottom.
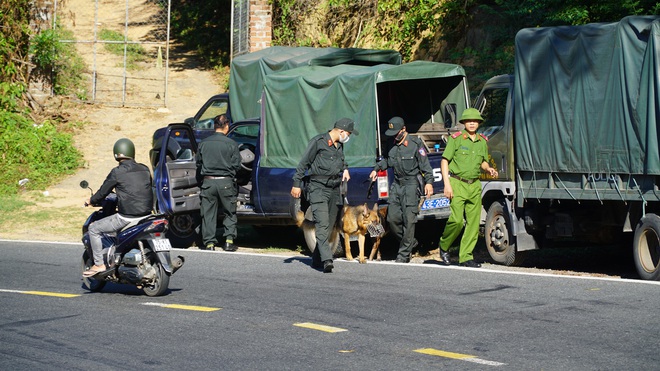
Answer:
340, 180, 349, 205
366, 179, 375, 199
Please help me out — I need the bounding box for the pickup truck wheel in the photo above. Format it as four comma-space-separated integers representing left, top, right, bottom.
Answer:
166, 213, 202, 248
633, 213, 660, 281
485, 201, 524, 266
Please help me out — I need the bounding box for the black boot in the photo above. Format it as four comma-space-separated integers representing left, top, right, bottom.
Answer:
323, 260, 334, 273
438, 250, 451, 266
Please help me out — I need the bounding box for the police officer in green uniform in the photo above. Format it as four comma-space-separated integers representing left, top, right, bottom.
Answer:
291, 118, 358, 273
369, 116, 434, 263
197, 114, 242, 252
438, 108, 498, 267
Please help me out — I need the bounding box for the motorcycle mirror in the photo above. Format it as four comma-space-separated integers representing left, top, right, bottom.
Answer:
79, 180, 94, 196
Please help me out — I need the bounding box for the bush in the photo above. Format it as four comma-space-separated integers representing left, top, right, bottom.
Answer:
30, 26, 88, 99
0, 109, 83, 195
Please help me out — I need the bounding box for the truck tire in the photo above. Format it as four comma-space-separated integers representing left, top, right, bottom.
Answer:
633, 213, 660, 281
167, 213, 202, 248
485, 201, 524, 266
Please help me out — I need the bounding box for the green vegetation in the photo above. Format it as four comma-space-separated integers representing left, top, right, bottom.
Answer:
169, 0, 232, 67
0, 1, 84, 196
0, 108, 83, 195
269, 0, 659, 92
98, 28, 149, 69
30, 26, 88, 98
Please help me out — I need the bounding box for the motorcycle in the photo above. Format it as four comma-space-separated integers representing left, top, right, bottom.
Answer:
80, 180, 185, 296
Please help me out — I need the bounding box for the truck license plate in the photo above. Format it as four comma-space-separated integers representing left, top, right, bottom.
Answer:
152, 239, 172, 251
420, 197, 451, 210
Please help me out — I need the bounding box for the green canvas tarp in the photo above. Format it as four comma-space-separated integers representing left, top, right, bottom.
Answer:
260, 61, 468, 168
514, 15, 660, 175
228, 46, 402, 122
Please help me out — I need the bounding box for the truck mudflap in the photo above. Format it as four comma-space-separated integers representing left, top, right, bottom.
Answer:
418, 194, 452, 220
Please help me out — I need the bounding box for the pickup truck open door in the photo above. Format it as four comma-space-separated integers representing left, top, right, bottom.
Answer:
151, 124, 202, 247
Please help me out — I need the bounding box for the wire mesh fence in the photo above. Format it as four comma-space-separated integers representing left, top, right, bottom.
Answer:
54, 0, 171, 107
231, 0, 250, 59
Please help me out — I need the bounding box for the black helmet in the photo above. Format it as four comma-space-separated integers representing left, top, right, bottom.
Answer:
113, 138, 135, 161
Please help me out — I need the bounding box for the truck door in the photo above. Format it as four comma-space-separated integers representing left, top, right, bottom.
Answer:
153, 124, 200, 216
474, 75, 512, 180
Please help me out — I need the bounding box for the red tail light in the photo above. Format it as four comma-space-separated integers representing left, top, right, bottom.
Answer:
377, 170, 389, 199
145, 218, 168, 233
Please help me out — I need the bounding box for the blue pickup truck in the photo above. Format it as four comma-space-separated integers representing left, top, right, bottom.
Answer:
151, 59, 470, 249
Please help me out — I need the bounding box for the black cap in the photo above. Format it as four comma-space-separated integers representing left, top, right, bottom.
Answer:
333, 117, 359, 135
385, 116, 404, 136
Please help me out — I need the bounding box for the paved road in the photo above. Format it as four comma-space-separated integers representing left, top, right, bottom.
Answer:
1, 240, 659, 370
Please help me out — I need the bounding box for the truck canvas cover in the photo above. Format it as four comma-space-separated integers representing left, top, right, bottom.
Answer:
229, 46, 402, 122
514, 15, 660, 175
259, 61, 468, 168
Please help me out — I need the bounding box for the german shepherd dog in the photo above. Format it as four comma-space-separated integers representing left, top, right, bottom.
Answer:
295, 203, 386, 264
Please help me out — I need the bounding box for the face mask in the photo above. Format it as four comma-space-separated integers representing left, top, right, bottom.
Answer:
394, 129, 406, 142
339, 131, 350, 144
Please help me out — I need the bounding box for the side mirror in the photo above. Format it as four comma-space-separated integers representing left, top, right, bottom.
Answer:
183, 117, 195, 127
80, 180, 93, 196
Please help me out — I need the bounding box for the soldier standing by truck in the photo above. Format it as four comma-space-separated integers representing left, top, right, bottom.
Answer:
438, 108, 498, 267
291, 118, 358, 273
370, 116, 434, 263
197, 114, 242, 252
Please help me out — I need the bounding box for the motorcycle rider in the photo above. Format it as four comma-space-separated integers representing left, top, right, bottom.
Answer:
83, 138, 153, 277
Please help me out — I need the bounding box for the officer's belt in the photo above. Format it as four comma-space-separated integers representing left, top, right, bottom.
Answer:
449, 174, 477, 184
309, 174, 340, 180
204, 176, 230, 180
394, 176, 418, 185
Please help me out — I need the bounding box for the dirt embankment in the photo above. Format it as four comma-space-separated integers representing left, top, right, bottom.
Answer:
0, 0, 220, 242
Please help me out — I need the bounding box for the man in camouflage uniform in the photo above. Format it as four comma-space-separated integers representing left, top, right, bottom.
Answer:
291, 118, 358, 273
438, 108, 498, 268
197, 114, 242, 252
370, 116, 434, 263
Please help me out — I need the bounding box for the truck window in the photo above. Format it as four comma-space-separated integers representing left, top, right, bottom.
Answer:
196, 100, 229, 130
228, 123, 259, 148
479, 88, 507, 138
168, 129, 196, 161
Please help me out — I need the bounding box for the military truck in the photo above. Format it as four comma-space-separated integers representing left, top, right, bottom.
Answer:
475, 16, 660, 279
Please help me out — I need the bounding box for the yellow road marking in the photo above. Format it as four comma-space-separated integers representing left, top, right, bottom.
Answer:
142, 302, 221, 312
414, 348, 505, 366
293, 322, 347, 333
415, 348, 474, 359
0, 289, 80, 298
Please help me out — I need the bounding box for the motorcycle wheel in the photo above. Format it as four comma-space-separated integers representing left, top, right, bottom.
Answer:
81, 251, 106, 292
142, 253, 170, 297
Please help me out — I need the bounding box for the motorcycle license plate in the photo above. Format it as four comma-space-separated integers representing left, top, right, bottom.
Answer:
152, 239, 172, 251
420, 197, 451, 211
